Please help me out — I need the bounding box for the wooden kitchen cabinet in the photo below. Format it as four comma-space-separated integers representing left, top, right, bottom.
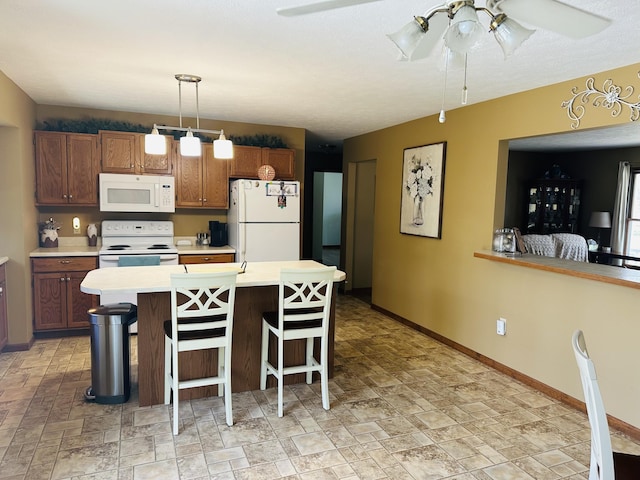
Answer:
0, 263, 7, 351
262, 148, 295, 180
230, 146, 295, 180
100, 131, 173, 175
179, 253, 235, 264
32, 257, 98, 332
175, 144, 230, 209
35, 131, 99, 206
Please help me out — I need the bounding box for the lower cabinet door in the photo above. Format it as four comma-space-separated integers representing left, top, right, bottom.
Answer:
33, 273, 67, 330
67, 271, 97, 329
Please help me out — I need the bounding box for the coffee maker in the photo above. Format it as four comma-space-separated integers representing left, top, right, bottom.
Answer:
209, 221, 228, 247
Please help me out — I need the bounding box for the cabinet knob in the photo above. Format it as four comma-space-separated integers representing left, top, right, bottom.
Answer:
59, 260, 71, 264
63, 194, 67, 199
66, 277, 71, 282
0, 287, 3, 295
69, 194, 73, 199
60, 277, 65, 282
203, 198, 207, 203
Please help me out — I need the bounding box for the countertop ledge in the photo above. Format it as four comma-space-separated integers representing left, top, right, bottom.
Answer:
30, 245, 235, 257
81, 260, 346, 295
474, 250, 640, 290
0, 256, 8, 266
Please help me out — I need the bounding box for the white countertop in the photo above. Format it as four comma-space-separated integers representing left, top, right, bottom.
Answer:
30, 244, 235, 257
81, 260, 346, 295
0, 256, 8, 266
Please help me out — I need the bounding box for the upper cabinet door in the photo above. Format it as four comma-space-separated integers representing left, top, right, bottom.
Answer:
230, 146, 263, 178
35, 131, 68, 204
175, 149, 204, 207
137, 134, 173, 175
100, 131, 138, 173
262, 148, 295, 180
203, 144, 230, 209
66, 134, 99, 205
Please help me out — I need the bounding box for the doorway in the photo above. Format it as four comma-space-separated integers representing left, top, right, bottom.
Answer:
345, 159, 376, 302
312, 172, 343, 267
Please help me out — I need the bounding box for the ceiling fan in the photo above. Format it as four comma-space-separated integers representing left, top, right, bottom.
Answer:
277, 0, 611, 60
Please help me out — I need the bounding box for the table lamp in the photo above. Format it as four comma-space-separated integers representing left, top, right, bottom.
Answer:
589, 211, 612, 247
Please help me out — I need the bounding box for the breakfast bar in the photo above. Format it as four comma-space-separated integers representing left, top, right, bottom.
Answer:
81, 260, 346, 406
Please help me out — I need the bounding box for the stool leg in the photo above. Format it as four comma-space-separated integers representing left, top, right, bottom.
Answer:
260, 321, 269, 390
277, 336, 284, 417
224, 342, 233, 426
164, 336, 171, 404
320, 336, 330, 411
306, 337, 313, 384
172, 342, 179, 435
218, 346, 224, 397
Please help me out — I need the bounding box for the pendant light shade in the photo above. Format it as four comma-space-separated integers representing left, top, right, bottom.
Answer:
491, 14, 534, 58
444, 3, 482, 53
387, 16, 429, 59
213, 130, 233, 159
180, 129, 202, 157
144, 126, 167, 155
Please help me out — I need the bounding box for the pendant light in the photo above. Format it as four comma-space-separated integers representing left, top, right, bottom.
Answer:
145, 74, 234, 159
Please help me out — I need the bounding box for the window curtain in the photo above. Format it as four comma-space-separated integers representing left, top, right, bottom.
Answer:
611, 161, 631, 257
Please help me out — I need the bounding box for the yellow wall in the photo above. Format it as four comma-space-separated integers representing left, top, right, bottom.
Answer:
0, 71, 37, 346
343, 63, 640, 428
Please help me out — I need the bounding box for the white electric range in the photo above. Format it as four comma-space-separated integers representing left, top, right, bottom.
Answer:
98, 220, 178, 333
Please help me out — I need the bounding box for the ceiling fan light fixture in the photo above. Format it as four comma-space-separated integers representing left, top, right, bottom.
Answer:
444, 1, 483, 53
386, 16, 428, 59
144, 125, 167, 155
213, 130, 234, 159
180, 129, 202, 157
490, 13, 535, 58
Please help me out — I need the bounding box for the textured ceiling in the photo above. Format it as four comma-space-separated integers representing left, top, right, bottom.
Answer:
0, 0, 638, 151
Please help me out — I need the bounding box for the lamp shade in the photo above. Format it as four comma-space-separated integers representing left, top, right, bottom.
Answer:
443, 4, 482, 53
144, 127, 167, 155
180, 130, 202, 157
213, 130, 233, 159
491, 14, 535, 58
589, 211, 612, 228
387, 17, 427, 59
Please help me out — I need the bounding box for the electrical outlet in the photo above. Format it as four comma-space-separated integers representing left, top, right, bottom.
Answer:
497, 318, 506, 335
72, 217, 81, 234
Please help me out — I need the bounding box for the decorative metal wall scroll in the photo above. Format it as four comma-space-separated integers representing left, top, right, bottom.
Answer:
561, 72, 640, 129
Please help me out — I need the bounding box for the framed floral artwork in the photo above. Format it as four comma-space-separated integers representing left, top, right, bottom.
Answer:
400, 141, 447, 238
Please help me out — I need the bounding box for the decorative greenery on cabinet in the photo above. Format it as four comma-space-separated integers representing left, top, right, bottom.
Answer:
37, 119, 288, 147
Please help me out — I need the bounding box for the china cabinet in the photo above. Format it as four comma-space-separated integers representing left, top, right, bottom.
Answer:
526, 179, 582, 234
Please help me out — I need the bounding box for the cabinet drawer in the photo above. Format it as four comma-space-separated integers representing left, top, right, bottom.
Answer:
32, 256, 97, 273
179, 254, 234, 264
0, 263, 5, 283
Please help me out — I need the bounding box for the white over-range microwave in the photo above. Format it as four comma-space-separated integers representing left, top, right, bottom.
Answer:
99, 173, 175, 213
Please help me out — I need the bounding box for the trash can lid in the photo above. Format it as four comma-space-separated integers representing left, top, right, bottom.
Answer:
88, 302, 137, 325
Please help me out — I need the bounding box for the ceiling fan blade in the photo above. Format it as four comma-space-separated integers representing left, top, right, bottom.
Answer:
277, 0, 383, 17
488, 0, 611, 39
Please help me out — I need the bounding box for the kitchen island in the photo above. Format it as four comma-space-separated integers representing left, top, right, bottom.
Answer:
81, 260, 345, 406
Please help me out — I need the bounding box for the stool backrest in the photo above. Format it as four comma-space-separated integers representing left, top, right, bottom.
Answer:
572, 329, 614, 479
170, 271, 237, 341
279, 267, 336, 330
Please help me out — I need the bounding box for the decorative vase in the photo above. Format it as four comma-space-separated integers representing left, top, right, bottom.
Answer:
413, 196, 424, 226
40, 228, 59, 248
87, 223, 97, 247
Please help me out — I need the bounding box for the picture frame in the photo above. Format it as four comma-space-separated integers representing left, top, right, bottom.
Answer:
400, 141, 447, 238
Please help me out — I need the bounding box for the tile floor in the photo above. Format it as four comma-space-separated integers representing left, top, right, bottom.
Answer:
1, 294, 640, 479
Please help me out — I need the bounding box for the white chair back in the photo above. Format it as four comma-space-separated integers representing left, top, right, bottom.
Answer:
572, 330, 614, 479
279, 267, 335, 334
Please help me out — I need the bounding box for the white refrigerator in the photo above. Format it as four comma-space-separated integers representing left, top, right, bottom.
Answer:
228, 179, 300, 262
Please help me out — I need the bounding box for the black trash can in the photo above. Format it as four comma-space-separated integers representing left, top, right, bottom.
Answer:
85, 303, 137, 404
